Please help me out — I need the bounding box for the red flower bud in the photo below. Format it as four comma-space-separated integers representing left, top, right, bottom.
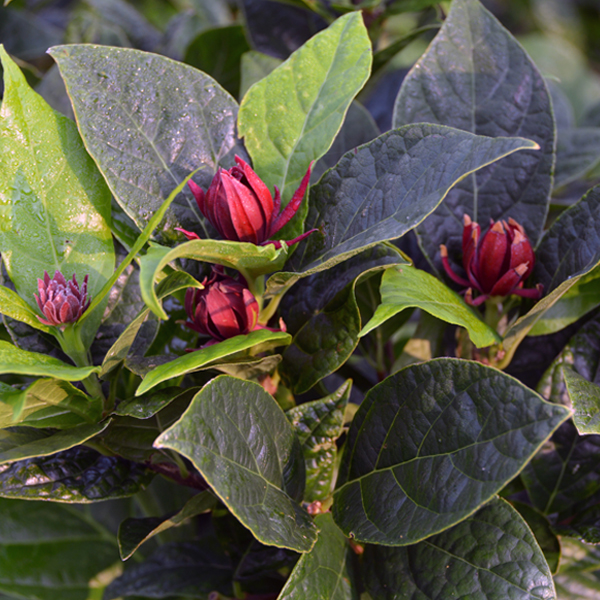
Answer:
440, 215, 543, 306
35, 270, 90, 327
184, 267, 259, 342
178, 156, 316, 248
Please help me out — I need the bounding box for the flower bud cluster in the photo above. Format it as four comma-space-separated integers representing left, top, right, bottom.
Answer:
35, 270, 90, 327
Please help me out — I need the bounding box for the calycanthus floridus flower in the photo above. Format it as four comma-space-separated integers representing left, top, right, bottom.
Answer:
177, 155, 316, 248
440, 215, 543, 306
184, 267, 260, 343
35, 270, 90, 327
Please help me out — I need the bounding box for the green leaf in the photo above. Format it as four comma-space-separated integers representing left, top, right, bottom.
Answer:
0, 446, 153, 502
0, 497, 118, 600
136, 329, 291, 396
238, 12, 372, 236
332, 358, 570, 545
555, 128, 600, 188
559, 538, 600, 574
155, 376, 319, 552
184, 25, 251, 97
0, 421, 109, 465
0, 285, 53, 334
0, 47, 114, 344
118, 491, 216, 560
554, 572, 600, 599
563, 367, 600, 435
393, 0, 554, 268
361, 265, 500, 348
0, 340, 100, 381
139, 239, 287, 319
239, 50, 282, 99
361, 498, 556, 600
115, 387, 197, 419
277, 513, 357, 600
0, 378, 102, 429
49, 44, 243, 244
286, 380, 350, 502
554, 504, 600, 545
288, 124, 537, 275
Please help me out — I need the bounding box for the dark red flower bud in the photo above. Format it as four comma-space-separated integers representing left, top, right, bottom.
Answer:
185, 267, 259, 342
440, 215, 543, 306
178, 156, 316, 248
35, 270, 90, 327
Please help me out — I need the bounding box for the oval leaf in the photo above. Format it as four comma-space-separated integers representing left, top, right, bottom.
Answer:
154, 376, 318, 552
332, 358, 570, 545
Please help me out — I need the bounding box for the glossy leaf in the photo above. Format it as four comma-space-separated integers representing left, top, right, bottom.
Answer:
0, 285, 53, 335
0, 497, 118, 600
238, 11, 372, 235
393, 0, 554, 268
361, 265, 500, 348
239, 50, 282, 99
118, 491, 216, 560
0, 47, 114, 343
139, 238, 287, 319
564, 367, 600, 435
286, 380, 351, 502
333, 358, 570, 545
155, 376, 318, 552
104, 541, 233, 599
0, 421, 108, 465
49, 44, 243, 244
136, 329, 291, 395
0, 445, 153, 502
0, 378, 101, 429
287, 124, 537, 275
0, 340, 99, 381
277, 513, 356, 600
361, 498, 556, 600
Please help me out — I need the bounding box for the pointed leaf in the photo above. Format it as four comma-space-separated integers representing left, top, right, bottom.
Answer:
136, 329, 291, 396
393, 0, 554, 268
361, 265, 500, 348
49, 44, 243, 244
361, 498, 556, 600
286, 380, 350, 502
155, 376, 319, 552
333, 358, 570, 545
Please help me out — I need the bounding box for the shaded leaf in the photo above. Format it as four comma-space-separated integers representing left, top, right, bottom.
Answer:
0, 446, 153, 502
361, 265, 500, 348
118, 491, 216, 560
393, 0, 554, 268
277, 513, 357, 600
554, 504, 600, 545
239, 50, 282, 99
136, 329, 291, 396
155, 376, 318, 552
333, 358, 570, 545
115, 387, 197, 420
286, 380, 350, 502
0, 497, 118, 600
49, 44, 243, 244
555, 128, 600, 188
361, 498, 556, 600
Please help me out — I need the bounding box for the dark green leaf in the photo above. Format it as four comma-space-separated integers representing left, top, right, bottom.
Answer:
184, 25, 250, 97
0, 421, 108, 465
118, 491, 216, 560
387, 0, 442, 13
0, 497, 118, 600
239, 50, 282, 98
49, 44, 243, 244
116, 387, 197, 419
393, 0, 554, 268
361, 265, 500, 348
582, 101, 600, 128
554, 504, 600, 545
361, 498, 555, 600
286, 380, 350, 502
277, 513, 357, 599
0, 446, 153, 502
203, 354, 282, 379
555, 128, 600, 188
136, 329, 291, 395
0, 340, 100, 380
238, 11, 372, 237
0, 47, 114, 344
155, 376, 318, 552
105, 541, 232, 599
333, 358, 570, 545
288, 124, 537, 276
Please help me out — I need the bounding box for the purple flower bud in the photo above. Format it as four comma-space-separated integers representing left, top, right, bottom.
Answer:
177, 156, 316, 248
35, 270, 90, 327
185, 267, 259, 342
440, 215, 543, 306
